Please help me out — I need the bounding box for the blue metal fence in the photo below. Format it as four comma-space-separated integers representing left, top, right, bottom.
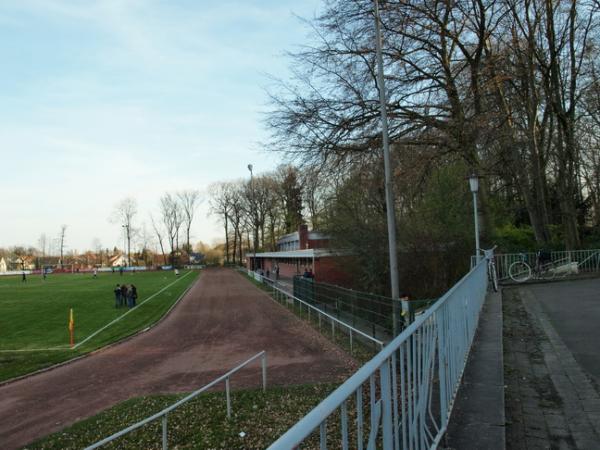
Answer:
268, 259, 489, 449
472, 248, 600, 280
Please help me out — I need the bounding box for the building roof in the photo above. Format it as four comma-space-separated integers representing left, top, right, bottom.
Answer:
276, 230, 329, 244
248, 249, 343, 259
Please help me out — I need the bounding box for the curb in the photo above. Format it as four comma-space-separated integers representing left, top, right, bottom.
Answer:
500, 272, 600, 287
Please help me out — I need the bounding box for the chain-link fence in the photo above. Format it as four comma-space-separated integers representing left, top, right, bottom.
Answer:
292, 276, 436, 339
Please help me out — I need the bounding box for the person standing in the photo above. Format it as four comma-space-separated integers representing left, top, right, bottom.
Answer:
22, 271, 27, 282
121, 284, 128, 307
93, 267, 98, 279
131, 284, 138, 307
114, 284, 122, 308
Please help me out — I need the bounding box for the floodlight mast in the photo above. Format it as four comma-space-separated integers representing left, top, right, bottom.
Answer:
248, 164, 258, 271
373, 0, 402, 334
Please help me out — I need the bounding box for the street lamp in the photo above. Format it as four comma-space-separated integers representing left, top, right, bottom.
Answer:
468, 173, 481, 262
247, 164, 258, 271
373, 0, 402, 334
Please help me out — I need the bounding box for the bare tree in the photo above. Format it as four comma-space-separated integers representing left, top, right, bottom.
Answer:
160, 193, 184, 266
150, 214, 168, 265
177, 189, 202, 258
92, 238, 103, 266
111, 197, 138, 266
209, 182, 234, 263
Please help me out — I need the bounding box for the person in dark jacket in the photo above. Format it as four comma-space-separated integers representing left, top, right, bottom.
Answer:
121, 284, 128, 307
130, 284, 138, 307
114, 284, 122, 308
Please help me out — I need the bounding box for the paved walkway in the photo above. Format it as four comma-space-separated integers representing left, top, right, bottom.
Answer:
445, 291, 505, 450
504, 280, 600, 450
0, 268, 356, 450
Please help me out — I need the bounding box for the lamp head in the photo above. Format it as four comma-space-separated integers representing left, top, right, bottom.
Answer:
247, 164, 253, 172
468, 174, 479, 193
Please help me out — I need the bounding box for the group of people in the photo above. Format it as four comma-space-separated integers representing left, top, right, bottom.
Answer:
114, 283, 138, 308
262, 265, 280, 280
302, 267, 315, 279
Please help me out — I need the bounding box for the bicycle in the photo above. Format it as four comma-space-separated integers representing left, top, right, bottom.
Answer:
508, 252, 557, 283
481, 246, 498, 292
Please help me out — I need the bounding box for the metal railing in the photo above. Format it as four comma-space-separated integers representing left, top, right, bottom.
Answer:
473, 248, 600, 280
85, 351, 267, 450
240, 267, 384, 353
292, 276, 438, 339
268, 258, 488, 450
293, 276, 399, 339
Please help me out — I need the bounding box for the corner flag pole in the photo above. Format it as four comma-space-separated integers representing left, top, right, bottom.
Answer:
68, 308, 75, 348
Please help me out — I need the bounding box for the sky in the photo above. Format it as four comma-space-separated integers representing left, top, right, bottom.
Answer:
0, 0, 322, 254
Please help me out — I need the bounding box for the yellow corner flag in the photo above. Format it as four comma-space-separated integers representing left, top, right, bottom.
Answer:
68, 308, 75, 347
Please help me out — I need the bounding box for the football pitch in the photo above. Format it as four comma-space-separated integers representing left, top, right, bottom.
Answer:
0, 269, 199, 381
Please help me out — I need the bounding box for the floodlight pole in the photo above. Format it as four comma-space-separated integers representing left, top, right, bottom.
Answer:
248, 164, 258, 271
121, 224, 128, 267
374, 0, 403, 334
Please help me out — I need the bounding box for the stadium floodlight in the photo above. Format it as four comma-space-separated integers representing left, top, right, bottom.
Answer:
121, 224, 128, 267
247, 164, 257, 270
373, 0, 401, 334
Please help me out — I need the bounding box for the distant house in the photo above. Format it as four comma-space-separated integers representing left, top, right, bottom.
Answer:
0, 257, 7, 273
14, 256, 36, 270
109, 253, 127, 267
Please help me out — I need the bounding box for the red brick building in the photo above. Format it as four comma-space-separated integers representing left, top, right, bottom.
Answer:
247, 224, 352, 286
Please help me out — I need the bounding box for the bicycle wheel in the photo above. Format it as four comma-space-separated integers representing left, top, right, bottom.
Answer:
489, 263, 499, 292
539, 262, 557, 280
509, 261, 531, 283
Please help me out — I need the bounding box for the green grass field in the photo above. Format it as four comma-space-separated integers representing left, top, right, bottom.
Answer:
0, 269, 199, 382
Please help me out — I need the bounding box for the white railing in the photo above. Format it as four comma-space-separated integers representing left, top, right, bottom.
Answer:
239, 267, 384, 353
268, 259, 489, 449
474, 248, 600, 280
85, 351, 267, 450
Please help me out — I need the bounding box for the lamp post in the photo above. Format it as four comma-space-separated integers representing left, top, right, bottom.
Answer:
469, 174, 481, 262
121, 224, 128, 268
248, 164, 258, 271
373, 0, 402, 335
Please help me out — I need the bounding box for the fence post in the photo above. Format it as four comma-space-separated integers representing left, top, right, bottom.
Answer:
162, 414, 168, 450
262, 352, 267, 392
226, 377, 232, 419
320, 421, 327, 450
349, 329, 353, 354
380, 359, 394, 450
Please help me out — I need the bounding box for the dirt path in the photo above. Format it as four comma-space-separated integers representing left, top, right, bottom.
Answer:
0, 268, 356, 450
